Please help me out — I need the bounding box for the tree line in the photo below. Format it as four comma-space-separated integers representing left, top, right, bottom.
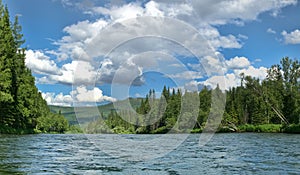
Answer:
86, 57, 300, 134
0, 1, 69, 134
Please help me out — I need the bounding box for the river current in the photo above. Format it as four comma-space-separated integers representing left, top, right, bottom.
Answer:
0, 133, 299, 174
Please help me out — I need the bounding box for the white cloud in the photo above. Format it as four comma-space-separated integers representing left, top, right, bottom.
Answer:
32, 0, 297, 94
144, 1, 164, 17
111, 60, 145, 86
92, 1, 190, 20
282, 29, 300, 44
226, 56, 251, 69
155, 1, 193, 18
56, 0, 297, 59
42, 92, 73, 107
197, 26, 242, 49
190, 55, 264, 89
267, 28, 276, 34
187, 0, 297, 25
36, 76, 57, 84
184, 80, 200, 92
54, 19, 108, 61
60, 1, 244, 62
201, 73, 240, 91
234, 66, 268, 81
49, 60, 96, 85
200, 55, 227, 76
62, 20, 107, 42
42, 86, 116, 106
93, 2, 144, 21
47, 0, 296, 87
199, 65, 268, 90
82, 0, 297, 26
25, 50, 61, 75
72, 86, 117, 103
33, 60, 97, 86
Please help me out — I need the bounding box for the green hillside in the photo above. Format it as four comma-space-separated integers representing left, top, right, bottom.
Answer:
49, 98, 143, 125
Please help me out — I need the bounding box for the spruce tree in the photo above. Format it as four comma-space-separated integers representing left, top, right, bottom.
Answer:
0, 1, 69, 133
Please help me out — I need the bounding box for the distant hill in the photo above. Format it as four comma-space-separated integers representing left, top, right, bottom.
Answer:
49, 98, 143, 125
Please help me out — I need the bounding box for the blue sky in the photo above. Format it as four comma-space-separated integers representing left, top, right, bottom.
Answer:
3, 0, 300, 106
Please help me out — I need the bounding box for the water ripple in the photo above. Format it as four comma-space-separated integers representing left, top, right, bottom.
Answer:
0, 133, 299, 174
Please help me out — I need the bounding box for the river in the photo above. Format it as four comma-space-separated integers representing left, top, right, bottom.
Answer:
0, 133, 299, 174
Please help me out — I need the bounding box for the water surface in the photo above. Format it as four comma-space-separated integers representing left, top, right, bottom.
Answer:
0, 133, 299, 174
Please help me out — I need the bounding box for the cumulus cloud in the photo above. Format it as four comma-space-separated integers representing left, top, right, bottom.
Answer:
282, 29, 300, 44
197, 26, 242, 49
72, 86, 117, 103
54, 19, 108, 61
32, 0, 297, 97
56, 0, 297, 59
54, 1, 244, 63
234, 66, 268, 81
71, 0, 296, 26
111, 60, 145, 86
226, 56, 251, 69
49, 60, 97, 85
36, 76, 57, 84
45, 0, 296, 87
187, 0, 297, 25
25, 50, 61, 75
42, 92, 73, 106
199, 65, 268, 90
42, 86, 116, 106
91, 1, 191, 20
201, 73, 240, 91
200, 55, 227, 76
93, 2, 145, 21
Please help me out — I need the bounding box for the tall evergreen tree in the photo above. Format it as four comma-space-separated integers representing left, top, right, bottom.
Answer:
0, 1, 69, 133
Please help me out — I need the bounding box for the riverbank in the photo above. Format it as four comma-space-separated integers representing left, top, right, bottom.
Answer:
84, 124, 300, 134
0, 124, 83, 135
208, 124, 300, 134
2, 124, 299, 134
0, 125, 35, 134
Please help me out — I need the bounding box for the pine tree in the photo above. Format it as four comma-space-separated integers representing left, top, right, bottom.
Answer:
0, 5, 16, 127
197, 86, 211, 127
0, 1, 68, 133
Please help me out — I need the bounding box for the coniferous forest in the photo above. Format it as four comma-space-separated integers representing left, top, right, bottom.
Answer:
0, 1, 299, 135
0, 2, 69, 134
86, 57, 300, 134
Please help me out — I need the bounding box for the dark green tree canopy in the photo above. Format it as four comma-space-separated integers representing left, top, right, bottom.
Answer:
0, 1, 68, 134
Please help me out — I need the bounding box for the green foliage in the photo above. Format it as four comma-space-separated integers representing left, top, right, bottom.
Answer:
85, 57, 300, 134
238, 124, 281, 133
150, 126, 169, 134
281, 124, 300, 133
197, 87, 211, 128
191, 128, 202, 133
36, 113, 69, 133
36, 114, 69, 133
0, 2, 68, 134
0, 124, 35, 134
67, 125, 83, 133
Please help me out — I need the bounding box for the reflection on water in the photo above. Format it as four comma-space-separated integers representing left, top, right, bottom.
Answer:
0, 133, 299, 174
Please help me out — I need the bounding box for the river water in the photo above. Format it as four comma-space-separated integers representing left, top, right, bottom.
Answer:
0, 133, 299, 174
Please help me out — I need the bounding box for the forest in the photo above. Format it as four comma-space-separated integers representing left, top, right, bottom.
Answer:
0, 2, 69, 134
86, 57, 300, 134
1, 1, 299, 134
